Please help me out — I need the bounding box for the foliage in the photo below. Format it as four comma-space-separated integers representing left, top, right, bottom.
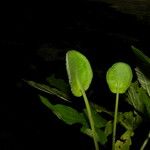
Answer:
106, 62, 133, 94
66, 50, 93, 97
26, 46, 150, 150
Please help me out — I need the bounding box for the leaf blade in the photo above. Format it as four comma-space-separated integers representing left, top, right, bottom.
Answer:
131, 46, 150, 65
40, 96, 87, 125
66, 50, 93, 97
25, 80, 70, 101
135, 67, 150, 96
106, 62, 133, 94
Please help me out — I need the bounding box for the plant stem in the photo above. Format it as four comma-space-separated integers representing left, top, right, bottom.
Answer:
112, 93, 119, 150
80, 87, 99, 150
140, 131, 150, 150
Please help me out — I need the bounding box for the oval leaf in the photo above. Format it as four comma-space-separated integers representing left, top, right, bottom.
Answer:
66, 50, 93, 97
106, 62, 133, 93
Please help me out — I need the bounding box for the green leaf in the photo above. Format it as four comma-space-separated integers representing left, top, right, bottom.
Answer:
66, 50, 93, 97
46, 74, 70, 94
104, 121, 113, 136
40, 96, 87, 125
127, 82, 144, 113
115, 130, 134, 150
131, 46, 150, 65
84, 107, 107, 128
25, 80, 70, 101
40, 95, 53, 109
53, 105, 86, 125
92, 111, 107, 129
96, 128, 108, 145
80, 126, 92, 137
127, 82, 150, 118
92, 103, 113, 116
106, 62, 133, 94
118, 111, 142, 130
81, 126, 107, 145
139, 89, 150, 118
135, 67, 150, 96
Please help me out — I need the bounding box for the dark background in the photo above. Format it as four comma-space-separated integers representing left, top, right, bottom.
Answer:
1, 1, 150, 149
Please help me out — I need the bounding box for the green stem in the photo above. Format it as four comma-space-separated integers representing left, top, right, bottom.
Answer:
140, 131, 150, 150
80, 86, 99, 150
112, 93, 119, 150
